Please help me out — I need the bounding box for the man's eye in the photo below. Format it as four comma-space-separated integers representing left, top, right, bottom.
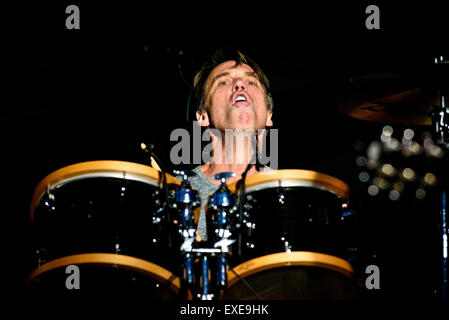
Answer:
218, 80, 230, 86
247, 80, 258, 86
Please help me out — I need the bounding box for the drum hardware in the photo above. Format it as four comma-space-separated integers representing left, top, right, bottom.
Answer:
431, 56, 449, 148
113, 240, 121, 254
208, 172, 237, 292
440, 190, 448, 301
141, 141, 175, 249
180, 172, 239, 300
33, 187, 57, 266
431, 55, 449, 298
208, 172, 237, 249
112, 178, 130, 255
431, 103, 449, 147
341, 202, 353, 218
172, 170, 200, 287
236, 163, 257, 256
43, 186, 56, 214
277, 188, 293, 253
174, 172, 247, 300
280, 235, 292, 254
278, 188, 286, 205
119, 179, 128, 198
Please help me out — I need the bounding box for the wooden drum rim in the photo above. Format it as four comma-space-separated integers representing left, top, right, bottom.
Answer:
29, 160, 180, 221
26, 253, 182, 294
226, 251, 355, 288
228, 169, 350, 199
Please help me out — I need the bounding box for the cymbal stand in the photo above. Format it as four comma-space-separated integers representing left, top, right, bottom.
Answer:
431, 56, 449, 301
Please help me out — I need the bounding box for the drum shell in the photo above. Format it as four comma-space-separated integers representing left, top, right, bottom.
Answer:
26, 161, 188, 299
221, 184, 360, 300
31, 177, 180, 271
229, 185, 358, 266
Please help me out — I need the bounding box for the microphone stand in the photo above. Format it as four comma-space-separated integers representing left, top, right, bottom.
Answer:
237, 132, 260, 256
141, 142, 173, 249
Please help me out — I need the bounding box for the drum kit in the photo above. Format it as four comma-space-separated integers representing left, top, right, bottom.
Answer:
24, 56, 449, 301
25, 161, 360, 300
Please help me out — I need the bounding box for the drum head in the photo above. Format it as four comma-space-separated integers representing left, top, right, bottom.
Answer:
223, 252, 360, 300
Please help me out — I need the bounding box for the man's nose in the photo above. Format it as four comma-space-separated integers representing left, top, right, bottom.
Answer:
233, 79, 247, 91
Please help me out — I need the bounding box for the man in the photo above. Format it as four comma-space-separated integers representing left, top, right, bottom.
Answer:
183, 49, 275, 240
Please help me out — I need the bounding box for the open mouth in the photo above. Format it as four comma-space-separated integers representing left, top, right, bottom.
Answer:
233, 93, 249, 105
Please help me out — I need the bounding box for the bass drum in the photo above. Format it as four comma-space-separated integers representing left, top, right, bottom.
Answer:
27, 161, 185, 299
224, 169, 361, 300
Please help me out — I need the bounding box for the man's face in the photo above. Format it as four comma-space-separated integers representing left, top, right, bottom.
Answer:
197, 61, 273, 131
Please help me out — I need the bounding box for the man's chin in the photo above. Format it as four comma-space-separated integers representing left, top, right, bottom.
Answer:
215, 121, 262, 132
228, 119, 259, 131
228, 124, 257, 131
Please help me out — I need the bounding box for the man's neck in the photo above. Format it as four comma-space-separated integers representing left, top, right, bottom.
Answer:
200, 162, 258, 186
201, 129, 263, 185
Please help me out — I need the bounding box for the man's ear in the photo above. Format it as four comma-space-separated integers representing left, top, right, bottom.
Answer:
265, 111, 273, 127
196, 110, 210, 127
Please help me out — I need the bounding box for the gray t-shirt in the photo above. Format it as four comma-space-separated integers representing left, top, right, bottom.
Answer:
179, 166, 219, 241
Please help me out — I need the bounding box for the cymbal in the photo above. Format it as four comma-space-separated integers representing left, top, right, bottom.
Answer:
338, 73, 440, 126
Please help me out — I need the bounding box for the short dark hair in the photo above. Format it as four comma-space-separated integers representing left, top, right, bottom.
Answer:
193, 48, 274, 112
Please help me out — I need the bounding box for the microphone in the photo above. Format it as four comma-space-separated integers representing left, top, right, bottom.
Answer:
240, 131, 260, 179
140, 142, 162, 171
254, 131, 261, 172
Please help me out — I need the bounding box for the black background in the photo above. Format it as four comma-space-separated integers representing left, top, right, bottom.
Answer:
4, 1, 449, 305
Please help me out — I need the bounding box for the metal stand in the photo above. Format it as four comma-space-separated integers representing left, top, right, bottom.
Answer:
431, 56, 449, 301
441, 190, 448, 301
171, 171, 239, 300
172, 170, 200, 297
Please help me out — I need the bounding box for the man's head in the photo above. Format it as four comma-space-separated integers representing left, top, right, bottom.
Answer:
193, 49, 274, 131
